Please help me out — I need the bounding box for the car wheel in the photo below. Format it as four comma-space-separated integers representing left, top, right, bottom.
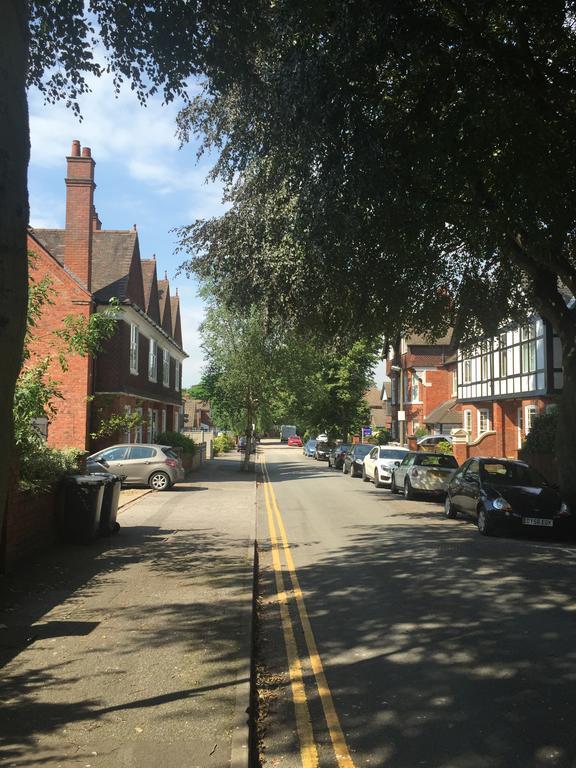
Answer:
390, 474, 398, 493
374, 471, 383, 489
342, 463, 348, 474
149, 471, 171, 491
404, 479, 415, 500
444, 494, 458, 519
477, 505, 495, 536
362, 467, 370, 482
350, 464, 357, 478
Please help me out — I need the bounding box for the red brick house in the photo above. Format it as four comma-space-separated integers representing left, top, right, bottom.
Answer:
386, 332, 458, 443
27, 140, 187, 452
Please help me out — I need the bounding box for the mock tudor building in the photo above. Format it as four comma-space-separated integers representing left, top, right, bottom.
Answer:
454, 314, 562, 460
27, 140, 187, 452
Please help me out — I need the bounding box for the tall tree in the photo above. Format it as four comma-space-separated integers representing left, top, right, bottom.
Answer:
175, 2, 576, 503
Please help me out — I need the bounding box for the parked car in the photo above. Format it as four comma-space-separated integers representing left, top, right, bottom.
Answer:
87, 443, 185, 491
314, 441, 334, 461
343, 444, 373, 477
362, 446, 410, 487
328, 444, 351, 470
445, 457, 574, 536
303, 439, 317, 457
287, 434, 303, 447
391, 451, 458, 498
417, 434, 454, 451
237, 436, 256, 453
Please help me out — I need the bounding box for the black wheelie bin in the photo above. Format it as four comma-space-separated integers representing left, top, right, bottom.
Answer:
90, 473, 123, 535
59, 475, 106, 543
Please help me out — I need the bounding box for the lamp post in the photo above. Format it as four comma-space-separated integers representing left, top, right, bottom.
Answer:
390, 364, 404, 446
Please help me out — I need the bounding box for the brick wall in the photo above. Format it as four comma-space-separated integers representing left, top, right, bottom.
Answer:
1, 487, 58, 573
27, 237, 93, 450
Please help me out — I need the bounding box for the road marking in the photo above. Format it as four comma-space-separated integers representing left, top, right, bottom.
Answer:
262, 459, 319, 768
262, 458, 356, 768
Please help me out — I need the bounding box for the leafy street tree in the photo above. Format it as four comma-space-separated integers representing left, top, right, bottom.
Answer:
175, 2, 576, 503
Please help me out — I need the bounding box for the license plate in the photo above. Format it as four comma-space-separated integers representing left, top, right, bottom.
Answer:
522, 517, 553, 527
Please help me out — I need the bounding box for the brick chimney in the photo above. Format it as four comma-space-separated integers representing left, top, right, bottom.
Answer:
64, 140, 96, 289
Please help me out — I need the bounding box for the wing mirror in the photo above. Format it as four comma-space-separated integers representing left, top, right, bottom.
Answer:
394, 460, 401, 467
97, 459, 110, 468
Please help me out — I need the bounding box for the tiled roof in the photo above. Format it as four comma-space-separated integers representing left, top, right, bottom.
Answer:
407, 330, 454, 346
91, 230, 138, 302
364, 386, 384, 407
424, 398, 461, 424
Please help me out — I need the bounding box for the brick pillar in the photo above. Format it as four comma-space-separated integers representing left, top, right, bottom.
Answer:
64, 140, 96, 290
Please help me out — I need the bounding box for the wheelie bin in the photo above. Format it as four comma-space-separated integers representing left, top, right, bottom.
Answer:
90, 473, 123, 535
58, 475, 106, 543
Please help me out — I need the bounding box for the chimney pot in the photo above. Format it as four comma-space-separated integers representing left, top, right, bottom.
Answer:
82, 146, 91, 158
71, 139, 81, 157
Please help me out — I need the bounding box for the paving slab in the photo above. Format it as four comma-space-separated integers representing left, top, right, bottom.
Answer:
0, 454, 256, 768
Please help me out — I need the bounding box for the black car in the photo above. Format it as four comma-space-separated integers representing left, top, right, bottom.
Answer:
343, 444, 373, 477
445, 457, 573, 536
328, 444, 351, 470
314, 441, 334, 461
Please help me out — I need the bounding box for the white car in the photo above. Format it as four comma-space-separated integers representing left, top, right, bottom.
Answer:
362, 446, 410, 488
391, 451, 459, 499
417, 434, 453, 450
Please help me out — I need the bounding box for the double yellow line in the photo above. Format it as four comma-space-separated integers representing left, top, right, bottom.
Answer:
260, 456, 355, 768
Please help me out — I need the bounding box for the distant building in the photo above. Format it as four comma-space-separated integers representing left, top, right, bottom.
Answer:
27, 140, 187, 451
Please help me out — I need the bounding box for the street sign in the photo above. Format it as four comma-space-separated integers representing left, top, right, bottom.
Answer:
362, 426, 372, 436
397, 410, 406, 421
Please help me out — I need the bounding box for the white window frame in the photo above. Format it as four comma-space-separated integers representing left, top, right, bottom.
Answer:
135, 407, 143, 443
525, 405, 538, 435
478, 408, 490, 435
129, 323, 139, 375
148, 339, 158, 382
463, 360, 472, 384
463, 409, 472, 437
517, 407, 524, 449
123, 405, 132, 443
161, 409, 167, 434
451, 369, 457, 397
411, 374, 420, 403
174, 360, 181, 391
162, 348, 170, 387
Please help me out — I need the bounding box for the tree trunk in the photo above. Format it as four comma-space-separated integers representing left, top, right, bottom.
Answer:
556, 335, 576, 507
0, 2, 29, 536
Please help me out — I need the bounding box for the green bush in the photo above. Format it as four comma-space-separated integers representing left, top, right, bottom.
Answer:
414, 426, 428, 439
523, 409, 557, 453
19, 446, 85, 494
213, 434, 235, 455
436, 440, 454, 455
156, 431, 196, 455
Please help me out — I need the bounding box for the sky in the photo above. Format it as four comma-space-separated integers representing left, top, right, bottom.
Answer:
28, 71, 228, 387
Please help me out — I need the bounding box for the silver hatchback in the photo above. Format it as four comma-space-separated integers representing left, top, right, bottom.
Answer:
87, 444, 185, 491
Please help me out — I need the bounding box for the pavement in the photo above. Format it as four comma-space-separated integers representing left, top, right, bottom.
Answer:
0, 453, 257, 768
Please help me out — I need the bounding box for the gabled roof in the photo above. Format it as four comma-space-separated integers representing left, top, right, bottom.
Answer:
140, 259, 161, 325
170, 294, 182, 347
157, 277, 173, 335
406, 330, 454, 347
364, 386, 384, 408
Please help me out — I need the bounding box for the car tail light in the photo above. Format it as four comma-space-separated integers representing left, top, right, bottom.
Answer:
165, 458, 178, 468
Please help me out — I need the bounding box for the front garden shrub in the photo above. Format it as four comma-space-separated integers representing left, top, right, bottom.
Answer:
156, 431, 196, 455
523, 409, 557, 454
19, 446, 85, 494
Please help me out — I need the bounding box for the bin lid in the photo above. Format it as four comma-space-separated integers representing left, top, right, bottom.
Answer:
64, 474, 107, 485
89, 472, 125, 483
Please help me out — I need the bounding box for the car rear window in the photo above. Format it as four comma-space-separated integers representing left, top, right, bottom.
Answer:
379, 449, 408, 459
416, 454, 458, 468
481, 462, 548, 487
162, 448, 179, 459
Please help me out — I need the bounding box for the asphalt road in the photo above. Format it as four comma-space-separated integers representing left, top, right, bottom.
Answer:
257, 441, 576, 768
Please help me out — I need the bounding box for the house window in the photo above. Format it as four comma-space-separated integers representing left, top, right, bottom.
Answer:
480, 344, 491, 380
463, 359, 472, 384
130, 324, 139, 374
148, 339, 158, 381
163, 348, 170, 387
135, 407, 143, 443
463, 409, 472, 437
174, 360, 181, 391
148, 408, 158, 442
161, 409, 167, 434
411, 374, 420, 403
124, 405, 132, 443
517, 407, 524, 449
499, 334, 507, 377
525, 405, 538, 434
520, 323, 537, 373
451, 369, 457, 396
478, 408, 490, 434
